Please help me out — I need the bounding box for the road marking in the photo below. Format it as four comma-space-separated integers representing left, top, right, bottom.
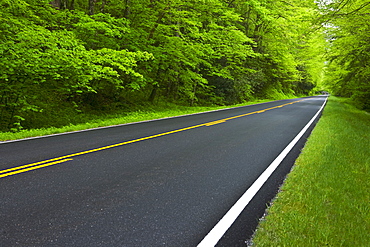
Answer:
205, 120, 227, 126
0, 159, 73, 178
197, 97, 327, 247
0, 99, 310, 179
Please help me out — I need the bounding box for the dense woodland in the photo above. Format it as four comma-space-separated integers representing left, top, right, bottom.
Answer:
0, 0, 368, 132
322, 0, 370, 110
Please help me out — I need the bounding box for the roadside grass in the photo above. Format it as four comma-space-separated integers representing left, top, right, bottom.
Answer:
0, 99, 276, 142
251, 96, 370, 246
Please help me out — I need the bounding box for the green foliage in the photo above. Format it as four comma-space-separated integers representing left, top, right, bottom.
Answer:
0, 0, 327, 131
0, 98, 276, 141
73, 13, 130, 50
0, 1, 152, 131
323, 0, 370, 110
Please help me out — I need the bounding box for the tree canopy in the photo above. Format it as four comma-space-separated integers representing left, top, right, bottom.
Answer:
0, 0, 336, 131
321, 0, 370, 110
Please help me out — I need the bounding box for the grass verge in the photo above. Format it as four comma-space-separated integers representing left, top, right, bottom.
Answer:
0, 99, 276, 142
251, 96, 370, 246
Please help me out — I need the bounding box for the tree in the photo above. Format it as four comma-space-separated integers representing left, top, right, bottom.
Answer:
323, 0, 370, 110
0, 0, 329, 131
0, 1, 152, 131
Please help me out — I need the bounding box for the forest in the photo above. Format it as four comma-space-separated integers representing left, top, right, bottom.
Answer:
0, 0, 368, 132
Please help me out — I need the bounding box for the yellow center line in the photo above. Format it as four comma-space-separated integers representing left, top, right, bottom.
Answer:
0, 98, 309, 178
205, 120, 227, 126
0, 159, 73, 178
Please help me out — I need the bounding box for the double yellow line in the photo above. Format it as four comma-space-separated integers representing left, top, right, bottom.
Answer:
0, 159, 73, 178
0, 99, 307, 179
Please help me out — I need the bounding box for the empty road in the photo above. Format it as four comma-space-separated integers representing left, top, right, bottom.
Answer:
0, 96, 327, 246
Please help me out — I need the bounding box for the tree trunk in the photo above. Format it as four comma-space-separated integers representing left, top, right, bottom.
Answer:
148, 86, 158, 102
68, 0, 75, 10
61, 0, 67, 9
50, 0, 74, 10
49, 0, 61, 8
89, 0, 96, 15
124, 0, 131, 18
101, 0, 108, 13
50, 0, 66, 9
244, 6, 251, 37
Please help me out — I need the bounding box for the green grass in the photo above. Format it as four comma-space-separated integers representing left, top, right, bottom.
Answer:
251, 96, 370, 246
0, 99, 277, 141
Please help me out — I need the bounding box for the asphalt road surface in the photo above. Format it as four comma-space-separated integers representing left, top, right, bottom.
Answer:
0, 96, 327, 246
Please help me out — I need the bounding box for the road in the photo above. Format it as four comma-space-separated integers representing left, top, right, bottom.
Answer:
0, 96, 327, 246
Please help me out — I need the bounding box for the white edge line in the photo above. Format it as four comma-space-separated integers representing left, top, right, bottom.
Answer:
0, 97, 315, 144
197, 96, 328, 247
